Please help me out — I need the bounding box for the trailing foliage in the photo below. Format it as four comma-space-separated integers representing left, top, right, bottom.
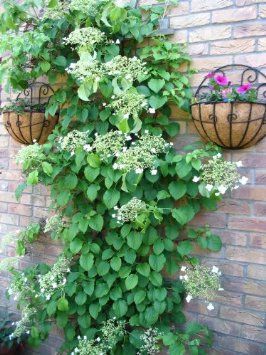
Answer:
0, 0, 246, 354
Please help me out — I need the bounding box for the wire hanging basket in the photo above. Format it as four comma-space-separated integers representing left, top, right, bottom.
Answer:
2, 82, 59, 145
191, 64, 266, 149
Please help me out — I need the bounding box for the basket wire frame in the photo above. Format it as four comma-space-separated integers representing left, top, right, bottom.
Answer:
191, 64, 266, 149
4, 82, 58, 145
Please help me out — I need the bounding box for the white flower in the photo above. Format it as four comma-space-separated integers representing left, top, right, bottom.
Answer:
116, 39, 120, 44
181, 266, 187, 272
103, 102, 107, 106
206, 184, 213, 192
236, 161, 243, 167
124, 113, 129, 119
239, 176, 248, 185
179, 275, 184, 280
183, 275, 188, 281
151, 169, 157, 175
186, 294, 193, 303
217, 185, 227, 194
213, 153, 222, 159
113, 163, 118, 169
149, 108, 156, 114
96, 337, 101, 342
192, 176, 200, 183
218, 287, 224, 291
112, 214, 116, 218
233, 185, 239, 190
135, 168, 143, 174
212, 266, 219, 274
207, 303, 214, 311
114, 206, 118, 210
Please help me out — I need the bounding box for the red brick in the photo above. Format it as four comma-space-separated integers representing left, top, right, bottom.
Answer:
0, 192, 31, 205
241, 324, 266, 343
185, 300, 219, 316
189, 25, 231, 43
255, 170, 266, 184
216, 291, 243, 306
190, 212, 227, 228
223, 278, 266, 297
236, 0, 266, 5
202, 258, 244, 276
188, 43, 209, 56
226, 246, 266, 264
169, 1, 190, 16
220, 305, 265, 326
247, 265, 266, 281
228, 217, 266, 233
192, 55, 233, 71
210, 38, 255, 55
214, 230, 248, 246
248, 233, 266, 249
234, 24, 266, 38
0, 213, 19, 225
170, 13, 210, 29
235, 53, 266, 69
245, 295, 266, 311
216, 334, 266, 354
8, 203, 32, 217
258, 38, 266, 52
191, 0, 233, 12
212, 5, 257, 24
217, 199, 250, 215
198, 315, 242, 336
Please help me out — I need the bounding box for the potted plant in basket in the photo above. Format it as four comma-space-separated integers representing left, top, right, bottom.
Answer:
1, 92, 59, 146
191, 67, 266, 149
0, 311, 26, 355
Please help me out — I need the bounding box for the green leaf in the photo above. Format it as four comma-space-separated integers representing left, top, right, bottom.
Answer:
57, 297, 69, 312
64, 174, 78, 190
70, 238, 83, 254
148, 79, 165, 93
80, 253, 94, 271
110, 257, 122, 271
103, 189, 120, 209
75, 292, 87, 306
97, 261, 110, 276
40, 61, 51, 72
88, 214, 104, 232
84, 166, 100, 182
42, 162, 53, 176
15, 182, 27, 201
207, 235, 222, 251
177, 241, 193, 256
149, 95, 168, 109
134, 290, 146, 305
87, 153, 101, 168
89, 303, 100, 319
127, 232, 142, 250
149, 254, 166, 272
136, 263, 150, 277
113, 299, 128, 318
54, 56, 67, 67
125, 274, 138, 290
150, 271, 163, 287
172, 205, 195, 225
86, 184, 100, 202
27, 171, 38, 185
168, 181, 187, 200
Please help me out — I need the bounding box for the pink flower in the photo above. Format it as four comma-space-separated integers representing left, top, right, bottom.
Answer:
214, 75, 229, 86
205, 72, 215, 79
236, 83, 252, 94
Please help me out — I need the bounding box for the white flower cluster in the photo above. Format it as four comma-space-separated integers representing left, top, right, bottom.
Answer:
112, 197, 147, 224
43, 0, 69, 20
9, 306, 36, 340
44, 215, 67, 239
57, 130, 90, 155
104, 55, 148, 82
137, 328, 162, 355
193, 153, 248, 196
180, 265, 223, 311
38, 255, 71, 301
16, 142, 45, 172
113, 131, 171, 174
66, 59, 104, 84
8, 272, 35, 302
71, 318, 125, 355
92, 130, 127, 160
69, 0, 107, 16
108, 90, 148, 119
63, 27, 106, 52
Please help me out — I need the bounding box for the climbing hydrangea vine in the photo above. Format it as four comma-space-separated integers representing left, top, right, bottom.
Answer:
0, 0, 247, 353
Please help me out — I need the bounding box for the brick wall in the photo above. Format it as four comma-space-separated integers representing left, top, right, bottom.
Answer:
0, 0, 266, 354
